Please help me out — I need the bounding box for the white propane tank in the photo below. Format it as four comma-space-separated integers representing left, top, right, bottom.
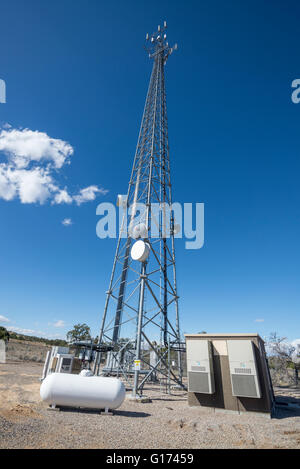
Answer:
40, 373, 126, 410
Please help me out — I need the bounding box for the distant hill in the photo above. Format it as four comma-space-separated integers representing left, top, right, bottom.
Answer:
8, 330, 68, 347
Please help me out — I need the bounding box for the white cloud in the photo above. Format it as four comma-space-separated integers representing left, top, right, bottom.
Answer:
8, 166, 56, 204
255, 319, 264, 322
0, 126, 107, 205
0, 315, 10, 323
62, 218, 73, 226
8, 325, 65, 340
53, 320, 65, 328
53, 189, 73, 205
0, 128, 73, 169
74, 185, 108, 205
0, 166, 17, 200
8, 326, 47, 336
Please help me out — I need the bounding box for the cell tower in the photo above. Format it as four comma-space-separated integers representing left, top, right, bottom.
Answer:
94, 22, 184, 398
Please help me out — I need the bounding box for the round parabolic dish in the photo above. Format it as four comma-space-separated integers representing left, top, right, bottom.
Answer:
130, 240, 150, 262
130, 222, 148, 239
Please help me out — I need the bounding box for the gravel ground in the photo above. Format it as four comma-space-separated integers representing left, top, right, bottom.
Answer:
0, 361, 300, 449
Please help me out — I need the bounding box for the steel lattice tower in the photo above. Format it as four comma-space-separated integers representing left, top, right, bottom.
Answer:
94, 22, 184, 397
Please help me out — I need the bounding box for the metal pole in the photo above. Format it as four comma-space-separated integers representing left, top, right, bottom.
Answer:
132, 263, 147, 397
168, 336, 171, 394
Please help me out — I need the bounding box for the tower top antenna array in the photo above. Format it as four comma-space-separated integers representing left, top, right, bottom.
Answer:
145, 21, 178, 63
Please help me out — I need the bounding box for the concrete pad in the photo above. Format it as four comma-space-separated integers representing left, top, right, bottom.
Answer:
126, 394, 151, 403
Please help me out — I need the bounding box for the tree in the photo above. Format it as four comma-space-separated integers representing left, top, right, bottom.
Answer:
66, 323, 91, 343
121, 337, 135, 350
0, 326, 9, 342
267, 332, 295, 359
267, 332, 298, 385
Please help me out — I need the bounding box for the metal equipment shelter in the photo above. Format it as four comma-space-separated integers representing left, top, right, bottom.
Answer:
185, 333, 275, 416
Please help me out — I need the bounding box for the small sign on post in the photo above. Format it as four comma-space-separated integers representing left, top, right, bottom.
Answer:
134, 359, 141, 371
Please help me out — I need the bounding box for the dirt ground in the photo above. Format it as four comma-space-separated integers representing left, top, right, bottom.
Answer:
0, 361, 300, 449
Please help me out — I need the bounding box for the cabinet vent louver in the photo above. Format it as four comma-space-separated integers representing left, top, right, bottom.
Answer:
191, 366, 206, 372
231, 375, 259, 398
188, 371, 210, 394
234, 368, 251, 374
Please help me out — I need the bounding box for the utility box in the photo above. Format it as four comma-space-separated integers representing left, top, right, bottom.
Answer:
41, 347, 84, 380
185, 333, 274, 417
227, 340, 261, 399
56, 354, 74, 373
41, 346, 73, 380
186, 339, 215, 394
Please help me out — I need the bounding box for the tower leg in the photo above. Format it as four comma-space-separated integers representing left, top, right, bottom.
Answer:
132, 263, 146, 398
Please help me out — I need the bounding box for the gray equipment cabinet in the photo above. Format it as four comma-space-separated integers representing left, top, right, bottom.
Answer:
185, 333, 274, 416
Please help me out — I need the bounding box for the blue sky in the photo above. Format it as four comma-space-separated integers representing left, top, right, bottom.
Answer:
0, 0, 299, 343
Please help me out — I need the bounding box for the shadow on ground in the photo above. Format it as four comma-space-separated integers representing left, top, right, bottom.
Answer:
114, 410, 151, 418
48, 406, 151, 418
273, 387, 300, 419
150, 397, 186, 402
